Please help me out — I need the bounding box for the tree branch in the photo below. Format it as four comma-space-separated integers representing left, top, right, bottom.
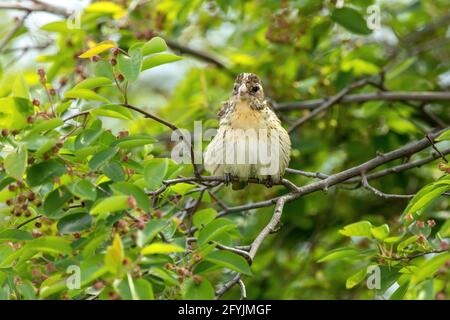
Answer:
276, 91, 450, 112
0, 1, 70, 16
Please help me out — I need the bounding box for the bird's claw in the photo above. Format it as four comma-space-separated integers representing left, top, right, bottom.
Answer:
264, 176, 273, 188
224, 173, 232, 185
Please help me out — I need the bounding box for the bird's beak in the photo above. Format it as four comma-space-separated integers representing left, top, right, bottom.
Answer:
238, 84, 248, 96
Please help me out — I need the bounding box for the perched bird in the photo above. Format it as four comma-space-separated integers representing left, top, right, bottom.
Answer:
204, 73, 291, 190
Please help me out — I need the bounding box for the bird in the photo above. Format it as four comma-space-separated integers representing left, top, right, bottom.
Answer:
204, 73, 291, 190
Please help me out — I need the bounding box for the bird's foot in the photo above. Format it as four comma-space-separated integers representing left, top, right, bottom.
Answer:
264, 176, 273, 188
224, 173, 233, 185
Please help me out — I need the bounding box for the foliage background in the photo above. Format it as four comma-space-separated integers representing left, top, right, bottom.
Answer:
0, 0, 449, 300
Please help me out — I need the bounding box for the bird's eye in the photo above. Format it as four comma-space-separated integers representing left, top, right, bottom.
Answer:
233, 85, 239, 92
251, 86, 259, 93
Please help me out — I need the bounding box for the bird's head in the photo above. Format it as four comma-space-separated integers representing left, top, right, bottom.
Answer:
232, 73, 265, 102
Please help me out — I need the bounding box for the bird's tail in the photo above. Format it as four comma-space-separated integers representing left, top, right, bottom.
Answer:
232, 181, 248, 190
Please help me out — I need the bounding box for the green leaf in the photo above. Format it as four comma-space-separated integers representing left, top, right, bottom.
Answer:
43, 186, 72, 215
112, 134, 157, 149
142, 37, 168, 56
389, 280, 410, 300
118, 46, 142, 82
91, 195, 129, 215
69, 179, 97, 201
437, 129, 450, 141
27, 118, 63, 135
402, 182, 450, 220
339, 221, 373, 238
57, 212, 93, 234
0, 229, 33, 241
193, 208, 217, 228
412, 253, 450, 285
397, 235, 419, 252
89, 147, 117, 170
331, 7, 372, 35
346, 268, 367, 289
139, 220, 167, 245
116, 276, 154, 300
26, 160, 66, 187
144, 158, 168, 190
78, 40, 116, 58
74, 128, 103, 149
64, 88, 110, 103
318, 247, 360, 263
205, 251, 252, 276
104, 234, 124, 274
102, 161, 125, 182
371, 224, 390, 241
24, 236, 72, 255
73, 77, 112, 90
91, 104, 134, 120
110, 182, 149, 211
0, 97, 33, 130
141, 243, 184, 255
197, 218, 236, 246
141, 54, 183, 71
181, 278, 215, 300
4, 146, 27, 180
94, 60, 114, 80
12, 74, 30, 99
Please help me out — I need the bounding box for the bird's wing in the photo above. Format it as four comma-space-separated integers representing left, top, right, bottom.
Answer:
217, 101, 231, 119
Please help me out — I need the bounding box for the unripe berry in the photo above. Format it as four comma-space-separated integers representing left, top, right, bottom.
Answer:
193, 275, 202, 285
110, 58, 117, 66
8, 184, 16, 192
93, 281, 104, 290
427, 219, 436, 227
32, 99, 40, 106
6, 199, 13, 206
136, 221, 145, 230
24, 210, 31, 217
113, 48, 120, 56
117, 73, 125, 82
28, 191, 36, 201
92, 55, 100, 62
154, 210, 163, 219
35, 222, 42, 228
416, 220, 425, 228
27, 116, 34, 124
37, 68, 45, 77
1, 128, 9, 137
127, 196, 137, 209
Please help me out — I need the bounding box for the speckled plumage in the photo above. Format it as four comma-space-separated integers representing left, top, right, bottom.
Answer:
204, 73, 291, 187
